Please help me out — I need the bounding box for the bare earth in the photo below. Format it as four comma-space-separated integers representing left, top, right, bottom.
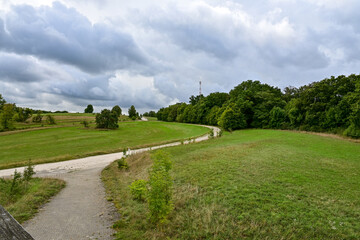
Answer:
0, 126, 219, 240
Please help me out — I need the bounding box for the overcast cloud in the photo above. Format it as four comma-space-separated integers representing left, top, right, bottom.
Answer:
0, 0, 360, 112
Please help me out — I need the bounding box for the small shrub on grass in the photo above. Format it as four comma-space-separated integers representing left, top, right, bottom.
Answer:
80, 120, 89, 128
148, 150, 173, 224
45, 115, 56, 125
10, 170, 23, 197
117, 157, 129, 170
218, 128, 223, 137
32, 113, 42, 123
129, 180, 147, 201
209, 129, 215, 138
23, 160, 35, 182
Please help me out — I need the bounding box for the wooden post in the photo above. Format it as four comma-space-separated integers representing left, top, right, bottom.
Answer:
0, 205, 34, 240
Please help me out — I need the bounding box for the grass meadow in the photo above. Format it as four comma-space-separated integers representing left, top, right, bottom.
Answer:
0, 177, 65, 223
102, 129, 360, 240
0, 114, 208, 169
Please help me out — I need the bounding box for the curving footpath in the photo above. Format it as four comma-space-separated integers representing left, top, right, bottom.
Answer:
0, 125, 219, 240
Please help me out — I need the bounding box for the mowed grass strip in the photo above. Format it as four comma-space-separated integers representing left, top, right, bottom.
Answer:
0, 121, 208, 169
0, 177, 65, 223
102, 129, 360, 240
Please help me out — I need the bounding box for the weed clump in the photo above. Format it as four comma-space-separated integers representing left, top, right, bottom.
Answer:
117, 157, 129, 170
129, 179, 147, 201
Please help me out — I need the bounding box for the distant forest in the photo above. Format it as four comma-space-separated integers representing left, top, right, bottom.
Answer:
156, 74, 360, 138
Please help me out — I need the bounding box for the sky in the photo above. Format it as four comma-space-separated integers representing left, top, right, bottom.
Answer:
0, 0, 360, 113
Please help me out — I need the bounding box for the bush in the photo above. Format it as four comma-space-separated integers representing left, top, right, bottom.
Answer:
218, 128, 223, 137
95, 109, 119, 129
45, 115, 56, 125
10, 170, 23, 197
80, 120, 89, 128
344, 124, 360, 139
117, 157, 129, 170
209, 128, 215, 138
129, 180, 147, 201
23, 160, 35, 182
147, 150, 173, 224
32, 113, 43, 123
218, 105, 247, 131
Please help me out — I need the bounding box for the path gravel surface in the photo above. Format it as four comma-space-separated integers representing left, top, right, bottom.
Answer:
0, 125, 219, 240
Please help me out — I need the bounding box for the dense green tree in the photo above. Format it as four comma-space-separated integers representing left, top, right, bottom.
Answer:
156, 74, 360, 138
128, 105, 138, 120
0, 103, 15, 130
218, 104, 246, 131
189, 94, 204, 105
84, 104, 94, 113
14, 107, 32, 122
269, 107, 286, 129
32, 113, 43, 123
96, 109, 119, 129
0, 94, 5, 111
111, 105, 122, 118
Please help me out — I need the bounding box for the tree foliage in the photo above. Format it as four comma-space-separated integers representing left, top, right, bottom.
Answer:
156, 75, 360, 138
128, 105, 138, 120
95, 109, 119, 129
0, 104, 15, 130
111, 105, 122, 118
84, 104, 94, 113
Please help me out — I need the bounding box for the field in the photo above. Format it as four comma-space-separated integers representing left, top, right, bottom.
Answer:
102, 129, 360, 239
0, 114, 208, 169
0, 177, 65, 223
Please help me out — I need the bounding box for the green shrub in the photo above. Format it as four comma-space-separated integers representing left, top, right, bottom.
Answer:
117, 157, 129, 170
45, 115, 56, 125
23, 160, 35, 182
96, 109, 119, 129
129, 180, 147, 201
218, 128, 223, 137
344, 124, 360, 139
80, 120, 89, 128
147, 150, 173, 224
10, 170, 23, 197
32, 113, 43, 123
209, 128, 214, 138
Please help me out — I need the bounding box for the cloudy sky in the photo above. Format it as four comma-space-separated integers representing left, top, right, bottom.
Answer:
0, 0, 359, 113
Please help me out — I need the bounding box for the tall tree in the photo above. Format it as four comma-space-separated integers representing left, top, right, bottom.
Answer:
0, 94, 6, 111
111, 105, 122, 118
0, 103, 15, 130
84, 104, 94, 113
128, 105, 137, 120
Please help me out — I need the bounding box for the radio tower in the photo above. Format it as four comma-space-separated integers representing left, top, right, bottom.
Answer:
199, 80, 202, 96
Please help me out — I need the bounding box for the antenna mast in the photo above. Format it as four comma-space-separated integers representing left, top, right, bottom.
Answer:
199, 80, 202, 96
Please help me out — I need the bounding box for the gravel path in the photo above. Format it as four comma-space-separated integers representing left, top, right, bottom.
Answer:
0, 125, 219, 240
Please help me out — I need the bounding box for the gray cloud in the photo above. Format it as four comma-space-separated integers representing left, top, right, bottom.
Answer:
1, 0, 360, 113
0, 2, 146, 74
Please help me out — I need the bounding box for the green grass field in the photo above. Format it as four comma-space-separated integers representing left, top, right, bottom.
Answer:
102, 129, 360, 240
0, 115, 208, 169
0, 177, 65, 223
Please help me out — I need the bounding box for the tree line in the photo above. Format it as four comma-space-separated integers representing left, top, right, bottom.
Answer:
0, 95, 140, 131
156, 74, 360, 138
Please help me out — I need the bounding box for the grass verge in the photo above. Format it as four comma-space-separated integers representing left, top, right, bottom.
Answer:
0, 177, 65, 223
102, 129, 360, 239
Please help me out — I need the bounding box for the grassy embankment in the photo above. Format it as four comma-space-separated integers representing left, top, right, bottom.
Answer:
0, 177, 65, 223
0, 114, 208, 169
102, 129, 360, 239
